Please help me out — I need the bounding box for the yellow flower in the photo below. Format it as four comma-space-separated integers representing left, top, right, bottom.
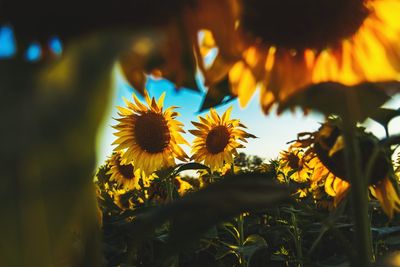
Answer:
189, 107, 255, 171
277, 147, 313, 198
194, 0, 400, 113
112, 92, 189, 174
308, 156, 351, 208
106, 151, 141, 190
175, 176, 193, 196
279, 149, 309, 183
295, 121, 400, 217
219, 162, 241, 176
370, 177, 400, 218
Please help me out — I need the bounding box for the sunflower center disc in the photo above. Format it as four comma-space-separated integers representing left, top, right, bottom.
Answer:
134, 112, 171, 153
117, 163, 135, 179
206, 126, 230, 154
287, 153, 300, 169
242, 0, 369, 50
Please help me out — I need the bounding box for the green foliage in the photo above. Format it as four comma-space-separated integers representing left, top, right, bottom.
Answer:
96, 154, 400, 266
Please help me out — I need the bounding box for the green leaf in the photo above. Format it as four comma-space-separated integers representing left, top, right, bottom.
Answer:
221, 222, 240, 243
215, 246, 238, 261
278, 81, 400, 123
238, 234, 268, 262
372, 226, 400, 247
244, 234, 267, 246
172, 162, 210, 176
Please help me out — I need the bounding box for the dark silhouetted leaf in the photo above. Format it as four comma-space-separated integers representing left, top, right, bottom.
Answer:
372, 226, 400, 239
199, 77, 236, 112
278, 81, 400, 123
126, 172, 290, 256
172, 162, 210, 176
117, 23, 201, 95
369, 108, 400, 134
160, 24, 201, 93
118, 31, 166, 95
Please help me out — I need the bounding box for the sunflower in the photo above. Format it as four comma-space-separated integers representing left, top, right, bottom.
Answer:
279, 148, 310, 183
277, 148, 312, 198
112, 92, 189, 174
189, 107, 255, 171
293, 121, 400, 217
307, 155, 352, 208
174, 176, 194, 196
106, 151, 142, 190
193, 0, 400, 113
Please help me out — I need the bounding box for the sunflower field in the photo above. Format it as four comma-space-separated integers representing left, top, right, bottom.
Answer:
2, 1, 400, 266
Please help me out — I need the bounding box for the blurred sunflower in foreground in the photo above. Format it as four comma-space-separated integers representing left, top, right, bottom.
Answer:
290, 120, 400, 218
189, 107, 256, 171
193, 0, 400, 112
112, 92, 189, 174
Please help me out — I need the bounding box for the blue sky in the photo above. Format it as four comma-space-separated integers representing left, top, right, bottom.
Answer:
96, 66, 400, 166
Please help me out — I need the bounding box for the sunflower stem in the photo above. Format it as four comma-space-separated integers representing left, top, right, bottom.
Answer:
166, 173, 174, 203
165, 172, 179, 267
342, 121, 374, 267
237, 213, 246, 267
231, 162, 247, 267
290, 207, 303, 267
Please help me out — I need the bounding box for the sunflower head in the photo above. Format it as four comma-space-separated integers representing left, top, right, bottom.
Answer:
280, 150, 302, 170
110, 186, 149, 211
196, 0, 400, 115
279, 148, 309, 183
293, 121, 400, 217
189, 107, 256, 171
112, 92, 189, 175
174, 176, 194, 196
240, 0, 370, 50
106, 151, 140, 190
313, 121, 390, 185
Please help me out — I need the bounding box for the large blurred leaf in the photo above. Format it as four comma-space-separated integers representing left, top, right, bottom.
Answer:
0, 33, 131, 267
159, 22, 201, 92
118, 31, 165, 94
278, 81, 400, 123
118, 23, 201, 94
199, 77, 236, 112
126, 173, 290, 255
